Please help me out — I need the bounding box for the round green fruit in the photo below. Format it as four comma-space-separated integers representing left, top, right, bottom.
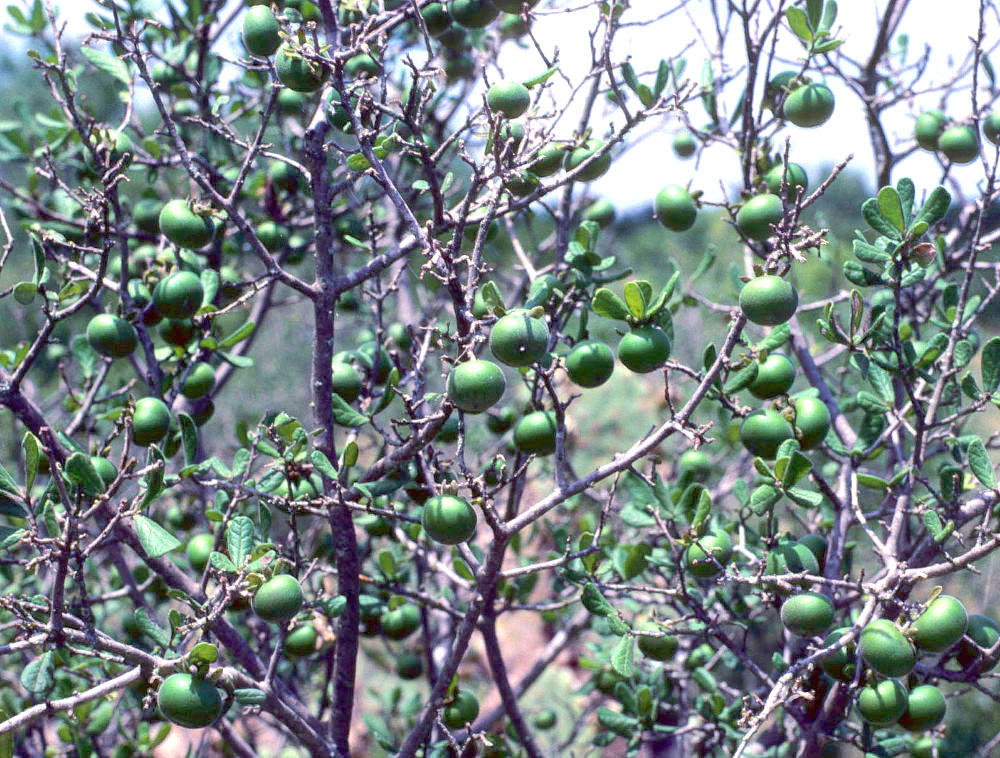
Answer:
739, 275, 798, 326
654, 185, 697, 231
782, 83, 835, 128
268, 161, 301, 193
637, 626, 679, 661
618, 326, 671, 374
256, 221, 288, 252
763, 162, 808, 197
672, 131, 696, 158
898, 685, 947, 732
447, 359, 506, 413
736, 193, 784, 241
396, 651, 423, 679
86, 314, 137, 359
531, 144, 566, 177
181, 362, 216, 400
679, 450, 712, 482
448, 0, 499, 27
443, 690, 480, 729
253, 574, 305, 624
566, 340, 614, 388
388, 322, 411, 350
911, 738, 938, 758
381, 604, 420, 640
749, 353, 796, 398
486, 406, 516, 435
420, 3, 452, 35
582, 199, 616, 228
133, 198, 162, 234
158, 200, 215, 250
956, 614, 1000, 670
153, 271, 204, 319
912, 595, 968, 653
513, 410, 557, 456
421, 494, 477, 544
243, 6, 281, 57
798, 534, 828, 567
345, 53, 378, 78
857, 679, 908, 726
684, 529, 733, 578
564, 140, 611, 182
819, 627, 855, 681
186, 533, 214, 573
794, 396, 831, 450
356, 341, 393, 383
436, 415, 460, 443
984, 111, 1000, 145
739, 408, 793, 459
284, 623, 318, 657
487, 81, 530, 119
860, 618, 917, 677
532, 708, 557, 730
489, 311, 549, 367
332, 362, 363, 403
780, 592, 834, 637
915, 110, 946, 150
157, 673, 223, 729
133, 397, 171, 446
938, 124, 979, 163
159, 319, 197, 347
90, 456, 117, 488
275, 44, 328, 92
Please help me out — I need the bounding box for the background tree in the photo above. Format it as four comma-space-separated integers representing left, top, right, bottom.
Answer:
1, 1, 1000, 757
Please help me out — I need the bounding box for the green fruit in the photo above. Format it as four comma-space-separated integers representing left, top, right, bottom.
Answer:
284, 623, 318, 656
253, 574, 305, 623
915, 110, 946, 150
782, 83, 835, 127
159, 319, 197, 346
736, 193, 784, 241
447, 359, 506, 413
448, 0, 499, 27
857, 679, 908, 726
794, 396, 831, 450
679, 450, 712, 482
749, 353, 796, 398
186, 533, 214, 573
860, 618, 917, 677
486, 406, 516, 434
618, 326, 671, 373
956, 614, 1000, 670
167, 505, 195, 530
820, 627, 856, 681
388, 322, 411, 350
739, 408, 793, 459
153, 271, 204, 319
487, 81, 530, 118
277, 88, 308, 111
86, 314, 137, 358
498, 120, 525, 150
396, 651, 423, 679
513, 410, 557, 456
763, 162, 808, 197
531, 144, 566, 177
739, 275, 798, 326
133, 397, 171, 446
421, 494, 477, 544
566, 340, 614, 388
505, 171, 537, 197
133, 199, 162, 234
654, 185, 697, 231
268, 161, 301, 193
938, 124, 979, 163
685, 530, 733, 578
332, 362, 363, 403
443, 690, 480, 729
243, 6, 281, 56
90, 456, 117, 488
672, 131, 696, 158
181, 362, 215, 400
256, 221, 288, 252
420, 2, 452, 34
356, 341, 394, 383
780, 592, 834, 637
532, 708, 557, 730
499, 11, 527, 37
637, 625, 679, 661
984, 111, 1000, 145
582, 199, 616, 228
345, 54, 378, 78
157, 673, 223, 728
381, 604, 420, 640
494, 0, 537, 10
436, 415, 460, 443
564, 140, 611, 182
911, 738, 937, 758
489, 311, 549, 367
275, 44, 328, 92
763, 70, 797, 110
158, 200, 215, 249
898, 685, 947, 732
767, 541, 820, 579
798, 534, 828, 567
912, 595, 968, 653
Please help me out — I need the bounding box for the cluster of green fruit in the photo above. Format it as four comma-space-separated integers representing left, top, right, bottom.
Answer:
914, 109, 1000, 164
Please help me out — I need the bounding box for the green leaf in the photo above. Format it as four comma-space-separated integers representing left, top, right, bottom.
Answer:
614, 543, 650, 580
21, 652, 54, 694
896, 177, 915, 223
64, 453, 104, 497
805, 0, 823, 28
581, 582, 614, 616
133, 514, 181, 558
610, 635, 635, 677
967, 438, 996, 489
856, 472, 888, 490
623, 281, 646, 320
522, 64, 559, 88
234, 688, 267, 705
178, 412, 198, 467
331, 393, 368, 428
80, 46, 130, 84
914, 186, 951, 228
188, 642, 218, 665
592, 288, 630, 321
481, 280, 505, 312
758, 323, 791, 352
981, 337, 1000, 392
141, 446, 165, 508
22, 432, 38, 492
723, 362, 758, 394
210, 550, 237, 572
877, 186, 905, 234
923, 510, 943, 538
785, 488, 823, 508
310, 450, 338, 480
218, 321, 254, 350
781, 451, 813, 488
862, 197, 903, 240
226, 516, 255, 567
347, 153, 371, 172
620, 62, 641, 94
597, 707, 638, 737
786, 7, 812, 42
691, 490, 712, 535
818, 0, 838, 32
868, 362, 894, 403
750, 484, 782, 515
700, 60, 718, 124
